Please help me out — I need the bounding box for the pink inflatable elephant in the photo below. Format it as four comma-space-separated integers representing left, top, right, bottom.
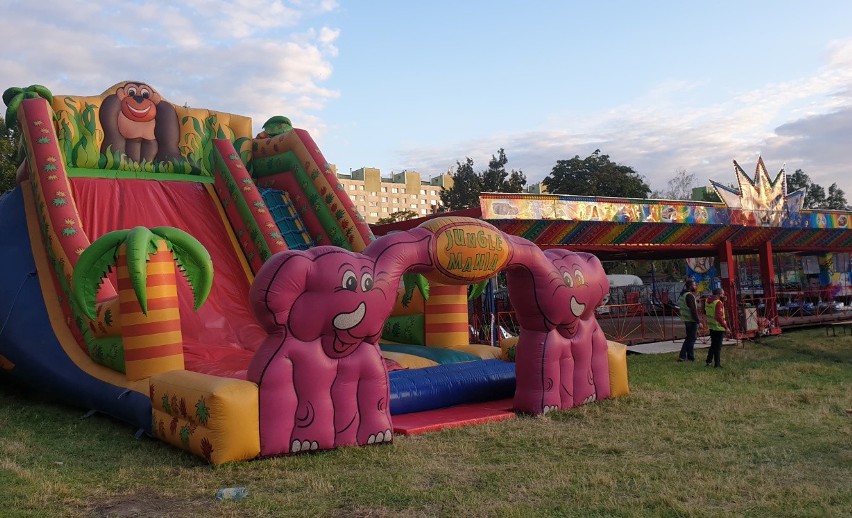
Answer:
504, 239, 610, 414
247, 229, 433, 457
503, 237, 576, 414
545, 250, 610, 406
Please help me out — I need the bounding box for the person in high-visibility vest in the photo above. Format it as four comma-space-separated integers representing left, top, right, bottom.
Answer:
677, 279, 699, 362
704, 288, 731, 368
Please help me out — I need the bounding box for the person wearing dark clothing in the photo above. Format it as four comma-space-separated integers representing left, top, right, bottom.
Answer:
704, 288, 730, 368
677, 279, 699, 361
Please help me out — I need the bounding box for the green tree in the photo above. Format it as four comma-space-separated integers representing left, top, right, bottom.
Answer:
692, 186, 722, 203
481, 148, 526, 193
786, 169, 847, 209
651, 168, 695, 200
0, 116, 20, 195
375, 209, 419, 225
440, 158, 479, 211
826, 184, 847, 210
542, 149, 651, 198
439, 149, 527, 211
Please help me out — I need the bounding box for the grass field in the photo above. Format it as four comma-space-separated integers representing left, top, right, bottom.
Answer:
1, 328, 850, 517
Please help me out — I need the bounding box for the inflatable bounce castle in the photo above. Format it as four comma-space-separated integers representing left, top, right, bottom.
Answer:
0, 82, 628, 464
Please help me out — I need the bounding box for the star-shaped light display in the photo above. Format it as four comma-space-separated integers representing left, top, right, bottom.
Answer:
710, 157, 805, 226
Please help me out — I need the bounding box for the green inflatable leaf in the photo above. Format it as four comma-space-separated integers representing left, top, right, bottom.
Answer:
415, 274, 430, 301
402, 273, 430, 306
28, 84, 53, 104
124, 227, 159, 315
2, 86, 22, 106
261, 115, 293, 137
72, 229, 130, 319
151, 226, 213, 311
468, 279, 490, 301
3, 84, 54, 131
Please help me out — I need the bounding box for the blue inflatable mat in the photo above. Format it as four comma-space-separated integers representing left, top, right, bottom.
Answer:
389, 359, 516, 415
380, 343, 480, 364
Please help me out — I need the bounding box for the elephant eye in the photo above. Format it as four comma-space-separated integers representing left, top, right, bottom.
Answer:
361, 273, 374, 292
562, 272, 573, 288
341, 270, 357, 291
126, 87, 137, 96
575, 269, 585, 286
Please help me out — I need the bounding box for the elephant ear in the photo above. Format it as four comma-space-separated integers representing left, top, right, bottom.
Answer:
249, 250, 312, 333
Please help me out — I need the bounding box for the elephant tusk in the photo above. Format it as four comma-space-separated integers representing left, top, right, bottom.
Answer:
333, 302, 366, 331
570, 297, 586, 317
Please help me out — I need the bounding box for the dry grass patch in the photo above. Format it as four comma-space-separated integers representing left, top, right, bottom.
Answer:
0, 327, 850, 516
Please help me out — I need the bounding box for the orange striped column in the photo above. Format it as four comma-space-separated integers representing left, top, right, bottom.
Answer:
424, 283, 470, 347
117, 240, 184, 380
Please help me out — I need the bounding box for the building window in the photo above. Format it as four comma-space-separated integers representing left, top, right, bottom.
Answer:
348, 184, 356, 190
381, 197, 388, 202
358, 185, 364, 190
431, 199, 437, 205
382, 207, 388, 213
369, 212, 378, 217
421, 209, 428, 214
391, 188, 398, 193
381, 187, 387, 192
410, 204, 418, 209
420, 189, 426, 195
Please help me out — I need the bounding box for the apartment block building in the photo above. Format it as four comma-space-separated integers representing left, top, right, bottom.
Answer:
336, 167, 454, 224
525, 182, 548, 194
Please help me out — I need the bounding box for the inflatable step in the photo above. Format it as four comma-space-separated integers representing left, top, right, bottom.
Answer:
389, 359, 516, 414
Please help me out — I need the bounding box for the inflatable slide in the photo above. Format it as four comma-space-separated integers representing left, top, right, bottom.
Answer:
0, 82, 628, 464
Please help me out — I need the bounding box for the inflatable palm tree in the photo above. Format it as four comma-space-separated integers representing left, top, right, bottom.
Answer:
3, 84, 53, 128
72, 226, 213, 380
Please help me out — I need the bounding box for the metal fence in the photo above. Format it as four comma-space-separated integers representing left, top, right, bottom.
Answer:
468, 283, 852, 346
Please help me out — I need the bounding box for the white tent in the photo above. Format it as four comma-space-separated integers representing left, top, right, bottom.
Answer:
606, 274, 644, 288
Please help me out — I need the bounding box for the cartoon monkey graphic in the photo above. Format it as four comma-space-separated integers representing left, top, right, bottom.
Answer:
99, 81, 181, 164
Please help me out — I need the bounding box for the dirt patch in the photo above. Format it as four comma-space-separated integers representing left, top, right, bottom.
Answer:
86, 491, 209, 517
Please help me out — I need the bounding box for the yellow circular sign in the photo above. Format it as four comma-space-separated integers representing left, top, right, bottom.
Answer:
419, 217, 511, 284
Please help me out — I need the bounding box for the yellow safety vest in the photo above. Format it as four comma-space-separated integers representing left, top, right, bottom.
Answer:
678, 292, 696, 322
705, 299, 725, 331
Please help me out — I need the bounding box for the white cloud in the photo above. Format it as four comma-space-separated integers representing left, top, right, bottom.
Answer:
396, 38, 852, 198
0, 0, 340, 134
3, 3, 850, 201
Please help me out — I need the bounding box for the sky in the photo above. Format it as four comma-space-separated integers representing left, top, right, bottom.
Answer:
3, 1, 852, 198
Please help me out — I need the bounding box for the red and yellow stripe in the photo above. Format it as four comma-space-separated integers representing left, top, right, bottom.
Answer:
117, 240, 184, 380
424, 283, 470, 347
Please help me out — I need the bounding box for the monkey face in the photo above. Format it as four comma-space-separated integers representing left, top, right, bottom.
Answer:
117, 83, 160, 123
